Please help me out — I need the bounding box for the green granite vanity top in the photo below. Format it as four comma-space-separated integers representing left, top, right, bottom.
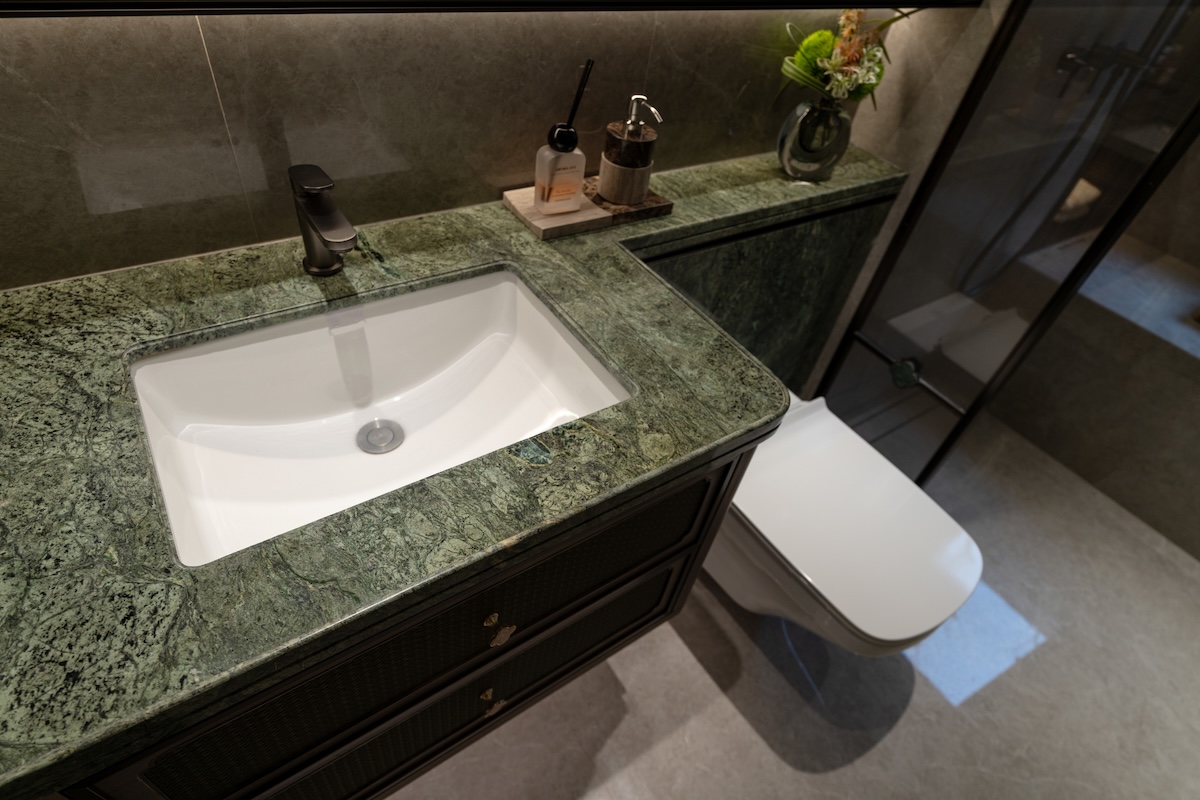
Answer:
0, 148, 903, 798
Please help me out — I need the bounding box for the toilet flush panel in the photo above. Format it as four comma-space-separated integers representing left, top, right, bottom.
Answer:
733, 396, 982, 643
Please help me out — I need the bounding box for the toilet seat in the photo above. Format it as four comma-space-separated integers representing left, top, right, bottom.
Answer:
709, 393, 982, 653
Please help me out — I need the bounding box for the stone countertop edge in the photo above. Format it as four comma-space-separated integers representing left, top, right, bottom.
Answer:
0, 148, 904, 798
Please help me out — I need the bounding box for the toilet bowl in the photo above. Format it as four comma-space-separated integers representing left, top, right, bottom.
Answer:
704, 392, 983, 657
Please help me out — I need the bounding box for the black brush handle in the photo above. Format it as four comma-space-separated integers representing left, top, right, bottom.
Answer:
565, 58, 595, 128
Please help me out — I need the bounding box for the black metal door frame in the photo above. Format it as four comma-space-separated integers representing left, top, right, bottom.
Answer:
817, 0, 1200, 485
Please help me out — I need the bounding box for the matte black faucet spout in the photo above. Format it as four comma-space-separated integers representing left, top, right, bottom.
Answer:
288, 164, 358, 277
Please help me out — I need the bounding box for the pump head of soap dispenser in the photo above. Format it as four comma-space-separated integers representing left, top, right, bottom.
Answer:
624, 94, 663, 140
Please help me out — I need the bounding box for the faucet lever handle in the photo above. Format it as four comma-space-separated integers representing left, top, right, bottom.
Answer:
289, 164, 335, 195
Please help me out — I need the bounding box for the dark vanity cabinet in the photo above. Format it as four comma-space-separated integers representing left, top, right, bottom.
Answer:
67, 443, 762, 800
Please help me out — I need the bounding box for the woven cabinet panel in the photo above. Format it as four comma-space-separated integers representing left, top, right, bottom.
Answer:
271, 568, 675, 800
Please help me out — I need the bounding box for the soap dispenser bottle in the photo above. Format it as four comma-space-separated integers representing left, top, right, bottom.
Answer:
535, 59, 594, 215
598, 94, 663, 206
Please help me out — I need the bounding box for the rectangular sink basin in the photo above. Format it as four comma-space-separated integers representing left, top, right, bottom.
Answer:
132, 269, 630, 566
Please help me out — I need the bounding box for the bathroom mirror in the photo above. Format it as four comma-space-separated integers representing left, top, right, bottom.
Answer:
1, 0, 983, 17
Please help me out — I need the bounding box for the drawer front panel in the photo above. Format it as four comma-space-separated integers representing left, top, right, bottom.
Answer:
143, 472, 719, 800
268, 565, 679, 800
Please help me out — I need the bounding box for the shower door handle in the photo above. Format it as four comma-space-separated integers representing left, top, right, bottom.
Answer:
1056, 50, 1095, 97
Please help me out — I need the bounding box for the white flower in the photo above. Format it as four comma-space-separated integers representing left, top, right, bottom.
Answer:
817, 51, 846, 73
818, 42, 885, 100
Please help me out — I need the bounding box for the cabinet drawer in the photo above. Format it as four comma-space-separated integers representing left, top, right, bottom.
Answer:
265, 563, 681, 800
139, 469, 724, 800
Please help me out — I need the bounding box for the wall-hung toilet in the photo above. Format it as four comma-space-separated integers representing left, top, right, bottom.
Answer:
705, 392, 983, 657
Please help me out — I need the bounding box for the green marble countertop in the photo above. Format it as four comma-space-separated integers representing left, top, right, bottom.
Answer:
0, 149, 903, 798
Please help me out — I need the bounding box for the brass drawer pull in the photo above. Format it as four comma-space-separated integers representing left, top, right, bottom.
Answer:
481, 688, 506, 716
483, 613, 516, 647
489, 625, 516, 647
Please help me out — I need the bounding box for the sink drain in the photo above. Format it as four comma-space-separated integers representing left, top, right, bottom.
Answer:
356, 419, 404, 454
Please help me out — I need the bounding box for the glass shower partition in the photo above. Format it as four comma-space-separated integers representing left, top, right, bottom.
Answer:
821, 0, 1200, 482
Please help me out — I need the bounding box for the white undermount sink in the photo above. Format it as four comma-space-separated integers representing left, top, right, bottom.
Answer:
132, 269, 630, 566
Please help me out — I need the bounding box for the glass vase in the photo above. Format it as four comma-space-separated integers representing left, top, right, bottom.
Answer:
777, 98, 851, 182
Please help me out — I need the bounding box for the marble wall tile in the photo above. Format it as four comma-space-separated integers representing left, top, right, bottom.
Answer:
1125, 9, 1200, 265
0, 16, 254, 290
1127, 136, 1200, 266
639, 10, 835, 172
0, 10, 839, 292
197, 10, 836, 246
197, 11, 658, 243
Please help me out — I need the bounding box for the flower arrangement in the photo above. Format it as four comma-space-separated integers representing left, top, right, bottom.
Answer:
781, 9, 915, 105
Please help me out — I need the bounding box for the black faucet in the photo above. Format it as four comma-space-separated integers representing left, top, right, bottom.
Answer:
288, 164, 358, 276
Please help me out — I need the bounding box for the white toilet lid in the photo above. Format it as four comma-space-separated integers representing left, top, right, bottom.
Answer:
734, 394, 982, 644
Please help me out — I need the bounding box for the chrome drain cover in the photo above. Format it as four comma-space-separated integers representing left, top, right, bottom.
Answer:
356, 419, 404, 454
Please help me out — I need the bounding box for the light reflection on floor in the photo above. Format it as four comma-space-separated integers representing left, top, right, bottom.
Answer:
904, 581, 1046, 706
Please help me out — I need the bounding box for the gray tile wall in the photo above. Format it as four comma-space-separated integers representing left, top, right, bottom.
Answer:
990, 288, 1200, 560
1127, 137, 1200, 263
1125, 9, 1200, 263
0, 10, 838, 290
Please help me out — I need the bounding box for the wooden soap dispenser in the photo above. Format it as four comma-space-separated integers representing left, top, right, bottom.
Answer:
598, 94, 663, 206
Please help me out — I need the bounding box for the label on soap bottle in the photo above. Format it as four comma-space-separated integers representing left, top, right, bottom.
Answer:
535, 145, 585, 215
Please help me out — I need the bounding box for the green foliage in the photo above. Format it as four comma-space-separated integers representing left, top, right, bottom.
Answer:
794, 29, 835, 81
779, 12, 904, 105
